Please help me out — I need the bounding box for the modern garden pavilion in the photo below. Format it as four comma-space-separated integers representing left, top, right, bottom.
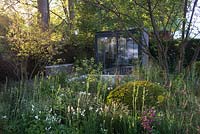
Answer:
95, 29, 149, 75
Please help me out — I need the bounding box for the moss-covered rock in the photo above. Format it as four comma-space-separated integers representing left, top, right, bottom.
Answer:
106, 81, 166, 110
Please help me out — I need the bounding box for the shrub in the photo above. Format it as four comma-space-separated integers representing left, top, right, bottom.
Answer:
0, 59, 18, 82
194, 61, 200, 76
106, 81, 166, 110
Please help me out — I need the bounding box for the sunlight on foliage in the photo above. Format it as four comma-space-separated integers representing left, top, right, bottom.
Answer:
6, 15, 62, 62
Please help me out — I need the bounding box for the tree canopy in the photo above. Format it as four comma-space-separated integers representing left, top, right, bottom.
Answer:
0, 0, 199, 79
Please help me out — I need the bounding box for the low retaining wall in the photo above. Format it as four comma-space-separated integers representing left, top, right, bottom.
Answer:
45, 64, 73, 76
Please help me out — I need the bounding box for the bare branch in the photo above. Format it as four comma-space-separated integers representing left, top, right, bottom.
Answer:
185, 0, 199, 39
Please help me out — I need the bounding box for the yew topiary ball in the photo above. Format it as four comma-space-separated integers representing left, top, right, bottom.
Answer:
106, 81, 166, 110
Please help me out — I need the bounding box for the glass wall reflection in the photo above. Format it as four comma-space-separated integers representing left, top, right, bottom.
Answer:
96, 33, 139, 75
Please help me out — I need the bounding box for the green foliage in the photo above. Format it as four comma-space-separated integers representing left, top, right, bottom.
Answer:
1, 0, 200, 133
194, 61, 200, 76
74, 58, 102, 75
0, 15, 11, 36
0, 14, 12, 57
6, 15, 62, 62
150, 39, 200, 72
1, 66, 200, 134
107, 81, 166, 110
1, 14, 65, 78
75, 0, 183, 32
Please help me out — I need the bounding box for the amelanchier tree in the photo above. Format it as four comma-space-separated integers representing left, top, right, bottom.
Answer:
0, 0, 64, 78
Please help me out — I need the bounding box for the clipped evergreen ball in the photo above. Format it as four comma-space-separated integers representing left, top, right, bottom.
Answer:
106, 81, 166, 110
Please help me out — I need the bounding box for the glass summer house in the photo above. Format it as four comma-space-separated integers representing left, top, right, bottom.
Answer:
95, 29, 149, 75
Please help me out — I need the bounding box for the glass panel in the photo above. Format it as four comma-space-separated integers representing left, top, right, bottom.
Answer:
97, 37, 106, 68
127, 38, 139, 59
117, 37, 139, 66
133, 41, 139, 59
97, 37, 117, 70
97, 35, 139, 75
127, 38, 134, 56
117, 37, 127, 66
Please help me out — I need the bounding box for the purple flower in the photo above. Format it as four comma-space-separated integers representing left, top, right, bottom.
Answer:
141, 107, 157, 133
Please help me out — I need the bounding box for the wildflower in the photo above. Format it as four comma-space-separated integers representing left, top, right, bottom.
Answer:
157, 95, 164, 103
58, 118, 61, 123
45, 126, 51, 131
79, 91, 91, 96
104, 105, 109, 112
60, 93, 64, 97
81, 109, 85, 116
87, 93, 91, 96
141, 107, 156, 133
35, 115, 39, 120
49, 108, 52, 113
31, 104, 35, 112
107, 86, 113, 90
46, 114, 58, 123
100, 107, 103, 112
77, 107, 81, 113
101, 128, 108, 133
68, 105, 71, 113
67, 105, 75, 113
1, 115, 7, 119
89, 106, 93, 111
79, 91, 86, 95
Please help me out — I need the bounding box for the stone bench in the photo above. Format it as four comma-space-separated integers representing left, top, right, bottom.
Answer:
45, 64, 73, 76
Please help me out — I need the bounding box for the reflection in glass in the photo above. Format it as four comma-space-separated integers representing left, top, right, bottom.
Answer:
98, 37, 117, 70
97, 35, 139, 74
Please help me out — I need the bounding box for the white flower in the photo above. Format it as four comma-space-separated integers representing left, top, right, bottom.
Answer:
101, 128, 108, 132
89, 106, 93, 111
60, 93, 64, 97
107, 86, 113, 90
35, 115, 39, 120
77, 107, 81, 113
31, 104, 35, 111
49, 108, 52, 113
1, 115, 7, 119
68, 105, 75, 113
81, 109, 86, 116
79, 91, 86, 95
104, 105, 109, 112
45, 126, 51, 131
68, 106, 71, 113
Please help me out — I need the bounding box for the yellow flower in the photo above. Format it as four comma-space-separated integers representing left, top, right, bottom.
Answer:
157, 95, 164, 103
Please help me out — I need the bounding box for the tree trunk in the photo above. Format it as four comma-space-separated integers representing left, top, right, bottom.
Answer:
37, 0, 49, 30
177, 0, 198, 73
147, 0, 170, 84
68, 0, 75, 30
